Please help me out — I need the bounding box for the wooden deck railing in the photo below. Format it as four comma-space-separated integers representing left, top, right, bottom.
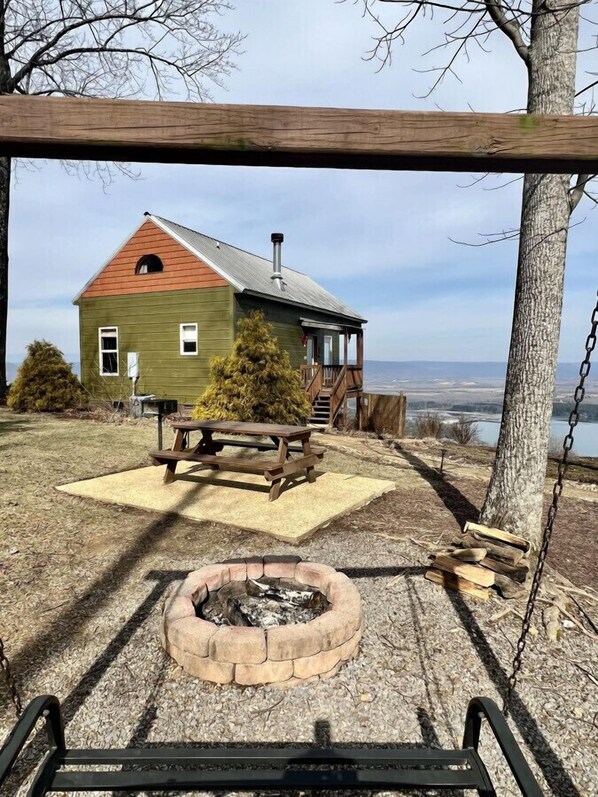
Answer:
346, 365, 363, 391
321, 365, 343, 387
301, 364, 362, 388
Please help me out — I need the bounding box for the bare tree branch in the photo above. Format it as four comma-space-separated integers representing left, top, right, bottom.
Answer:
354, 0, 596, 213
576, 76, 598, 96
3, 1, 243, 102
569, 173, 597, 210
483, 0, 529, 62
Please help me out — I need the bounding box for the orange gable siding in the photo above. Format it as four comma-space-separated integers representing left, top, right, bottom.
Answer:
81, 219, 228, 298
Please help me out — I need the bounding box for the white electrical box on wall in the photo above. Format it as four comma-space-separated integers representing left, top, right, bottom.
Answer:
127, 352, 139, 379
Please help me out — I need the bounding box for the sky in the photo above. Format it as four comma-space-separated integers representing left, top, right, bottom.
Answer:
7, 0, 598, 364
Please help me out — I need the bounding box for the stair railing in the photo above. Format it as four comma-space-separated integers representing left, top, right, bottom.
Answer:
304, 364, 323, 404
329, 364, 348, 425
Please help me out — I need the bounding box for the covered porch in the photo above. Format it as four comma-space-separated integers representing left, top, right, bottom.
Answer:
299, 319, 364, 427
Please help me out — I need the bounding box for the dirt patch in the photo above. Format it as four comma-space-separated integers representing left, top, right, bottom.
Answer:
319, 429, 598, 485
331, 475, 597, 591
315, 432, 598, 590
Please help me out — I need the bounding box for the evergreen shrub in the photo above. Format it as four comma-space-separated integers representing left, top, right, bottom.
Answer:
192, 311, 311, 424
8, 340, 86, 412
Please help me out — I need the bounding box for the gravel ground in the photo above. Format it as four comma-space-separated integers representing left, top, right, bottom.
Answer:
1, 412, 597, 796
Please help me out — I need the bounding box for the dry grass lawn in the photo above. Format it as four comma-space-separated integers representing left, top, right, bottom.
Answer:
1, 409, 597, 796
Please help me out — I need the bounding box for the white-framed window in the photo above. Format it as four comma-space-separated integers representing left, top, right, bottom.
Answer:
99, 327, 119, 375
180, 323, 198, 355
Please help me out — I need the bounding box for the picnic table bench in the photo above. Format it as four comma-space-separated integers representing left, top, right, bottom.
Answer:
150, 420, 324, 501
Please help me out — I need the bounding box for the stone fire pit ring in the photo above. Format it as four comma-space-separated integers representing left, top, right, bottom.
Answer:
160, 557, 362, 687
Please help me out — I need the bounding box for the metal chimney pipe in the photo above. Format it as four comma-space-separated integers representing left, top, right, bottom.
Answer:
271, 232, 284, 290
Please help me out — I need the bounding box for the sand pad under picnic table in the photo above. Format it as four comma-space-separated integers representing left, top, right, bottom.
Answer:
57, 463, 395, 543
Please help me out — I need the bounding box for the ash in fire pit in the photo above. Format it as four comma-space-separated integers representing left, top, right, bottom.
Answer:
199, 577, 330, 629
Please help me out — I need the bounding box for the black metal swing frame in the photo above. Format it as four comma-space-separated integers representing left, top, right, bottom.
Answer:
1, 694, 543, 796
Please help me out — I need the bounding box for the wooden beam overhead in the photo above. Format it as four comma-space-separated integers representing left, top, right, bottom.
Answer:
1, 95, 597, 174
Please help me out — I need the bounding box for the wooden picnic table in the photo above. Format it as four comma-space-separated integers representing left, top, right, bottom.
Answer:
149, 420, 324, 501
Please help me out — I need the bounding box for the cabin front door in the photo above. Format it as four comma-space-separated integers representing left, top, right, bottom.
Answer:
305, 334, 318, 365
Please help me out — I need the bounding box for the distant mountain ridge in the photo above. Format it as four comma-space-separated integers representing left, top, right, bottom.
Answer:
7, 359, 582, 385
7, 360, 81, 382
364, 360, 582, 383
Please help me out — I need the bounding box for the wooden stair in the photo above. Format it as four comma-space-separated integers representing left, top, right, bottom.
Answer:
301, 363, 364, 428
309, 393, 331, 425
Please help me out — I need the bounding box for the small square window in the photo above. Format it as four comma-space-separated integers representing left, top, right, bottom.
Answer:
180, 323, 198, 356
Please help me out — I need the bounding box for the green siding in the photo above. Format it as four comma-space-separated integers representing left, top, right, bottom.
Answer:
79, 288, 359, 407
234, 295, 342, 368
79, 287, 234, 405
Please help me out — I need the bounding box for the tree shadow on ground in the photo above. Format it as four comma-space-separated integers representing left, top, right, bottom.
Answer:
341, 565, 426, 579
406, 577, 461, 747
1, 492, 201, 790
389, 449, 580, 795
2, 569, 182, 796
0, 413, 38, 449
8, 487, 201, 690
393, 445, 480, 528
446, 590, 581, 797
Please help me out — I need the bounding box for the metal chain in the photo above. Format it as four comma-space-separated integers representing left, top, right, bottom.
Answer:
0, 635, 23, 717
504, 290, 598, 715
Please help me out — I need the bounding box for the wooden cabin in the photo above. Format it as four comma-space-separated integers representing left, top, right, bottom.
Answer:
74, 213, 366, 425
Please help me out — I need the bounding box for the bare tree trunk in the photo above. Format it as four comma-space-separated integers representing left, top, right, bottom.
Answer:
480, 0, 579, 547
0, 156, 9, 402
0, 13, 11, 401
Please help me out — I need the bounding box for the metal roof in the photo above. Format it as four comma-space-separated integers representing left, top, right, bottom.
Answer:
150, 214, 365, 323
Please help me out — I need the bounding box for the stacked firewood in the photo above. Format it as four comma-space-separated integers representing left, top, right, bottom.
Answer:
425, 521, 531, 601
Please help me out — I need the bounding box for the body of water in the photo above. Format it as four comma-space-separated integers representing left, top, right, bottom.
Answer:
365, 360, 598, 458
475, 418, 598, 458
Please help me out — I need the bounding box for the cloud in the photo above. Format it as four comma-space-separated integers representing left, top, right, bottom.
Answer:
6, 0, 596, 365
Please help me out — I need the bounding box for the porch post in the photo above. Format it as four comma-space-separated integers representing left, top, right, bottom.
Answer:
342, 329, 348, 424
356, 329, 363, 368
357, 329, 364, 430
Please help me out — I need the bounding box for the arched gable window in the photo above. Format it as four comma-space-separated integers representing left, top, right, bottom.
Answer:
135, 254, 163, 274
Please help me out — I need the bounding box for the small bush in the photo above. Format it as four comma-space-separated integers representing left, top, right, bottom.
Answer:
449, 415, 481, 446
192, 311, 311, 425
8, 340, 86, 413
83, 362, 133, 417
413, 412, 445, 439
